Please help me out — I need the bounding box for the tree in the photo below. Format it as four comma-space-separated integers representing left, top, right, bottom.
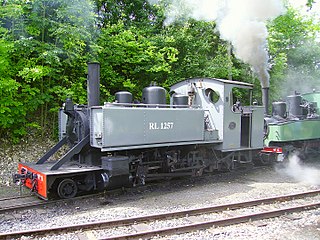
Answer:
2, 0, 318, 143
97, 21, 178, 100
268, 7, 320, 99
306, 0, 315, 9
0, 0, 97, 141
95, 0, 164, 29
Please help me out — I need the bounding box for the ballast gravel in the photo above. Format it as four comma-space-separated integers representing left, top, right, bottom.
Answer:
0, 138, 320, 239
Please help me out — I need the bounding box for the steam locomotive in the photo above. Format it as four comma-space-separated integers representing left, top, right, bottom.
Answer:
263, 90, 320, 161
13, 63, 268, 199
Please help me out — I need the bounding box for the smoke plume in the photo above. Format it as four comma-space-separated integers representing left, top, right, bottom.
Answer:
149, 0, 285, 88
278, 154, 320, 186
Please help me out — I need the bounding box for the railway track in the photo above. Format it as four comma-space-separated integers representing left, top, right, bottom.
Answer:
1, 189, 319, 239
0, 192, 109, 214
0, 195, 45, 213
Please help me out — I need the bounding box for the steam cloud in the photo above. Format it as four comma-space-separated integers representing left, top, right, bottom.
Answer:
149, 0, 285, 88
279, 154, 320, 186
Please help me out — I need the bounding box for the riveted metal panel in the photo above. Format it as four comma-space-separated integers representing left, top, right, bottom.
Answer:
251, 106, 264, 148
265, 118, 320, 146
91, 107, 204, 149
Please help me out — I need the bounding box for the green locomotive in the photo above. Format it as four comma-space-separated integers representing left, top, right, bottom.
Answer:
264, 91, 320, 161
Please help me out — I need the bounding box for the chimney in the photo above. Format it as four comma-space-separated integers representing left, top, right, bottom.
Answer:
87, 62, 100, 107
262, 87, 269, 115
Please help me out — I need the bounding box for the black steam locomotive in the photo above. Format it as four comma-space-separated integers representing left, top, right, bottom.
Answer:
13, 63, 271, 199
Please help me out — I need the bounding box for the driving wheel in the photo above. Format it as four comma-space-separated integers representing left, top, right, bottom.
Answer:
57, 178, 78, 199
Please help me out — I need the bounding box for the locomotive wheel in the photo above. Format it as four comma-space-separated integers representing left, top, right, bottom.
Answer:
57, 179, 78, 199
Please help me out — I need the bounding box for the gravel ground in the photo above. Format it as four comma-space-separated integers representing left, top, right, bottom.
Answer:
0, 137, 55, 188
1, 138, 320, 239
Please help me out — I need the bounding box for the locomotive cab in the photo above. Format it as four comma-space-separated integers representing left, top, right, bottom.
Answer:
170, 78, 264, 152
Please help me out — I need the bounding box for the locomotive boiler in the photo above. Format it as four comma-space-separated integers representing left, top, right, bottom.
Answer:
13, 63, 265, 199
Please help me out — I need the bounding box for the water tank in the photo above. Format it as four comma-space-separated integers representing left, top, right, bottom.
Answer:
173, 94, 188, 107
272, 102, 286, 118
142, 86, 166, 105
115, 91, 132, 104
287, 94, 302, 116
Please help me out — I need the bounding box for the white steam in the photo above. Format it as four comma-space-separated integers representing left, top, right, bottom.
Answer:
161, 0, 224, 25
280, 154, 320, 186
149, 0, 285, 88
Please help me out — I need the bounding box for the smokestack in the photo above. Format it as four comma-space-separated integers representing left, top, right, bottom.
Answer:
87, 62, 100, 107
262, 87, 269, 115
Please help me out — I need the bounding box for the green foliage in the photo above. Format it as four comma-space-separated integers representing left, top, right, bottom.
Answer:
0, 78, 41, 142
0, 0, 97, 141
96, 0, 164, 29
1, 0, 319, 143
0, 37, 12, 75
268, 7, 320, 99
306, 0, 316, 8
161, 20, 254, 90
97, 21, 178, 99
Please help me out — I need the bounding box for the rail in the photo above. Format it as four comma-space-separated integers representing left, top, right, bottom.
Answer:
1, 189, 319, 239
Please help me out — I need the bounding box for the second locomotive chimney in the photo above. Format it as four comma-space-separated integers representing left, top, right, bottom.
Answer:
262, 87, 269, 115
87, 62, 100, 107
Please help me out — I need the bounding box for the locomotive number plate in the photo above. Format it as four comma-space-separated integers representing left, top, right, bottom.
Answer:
149, 122, 174, 130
